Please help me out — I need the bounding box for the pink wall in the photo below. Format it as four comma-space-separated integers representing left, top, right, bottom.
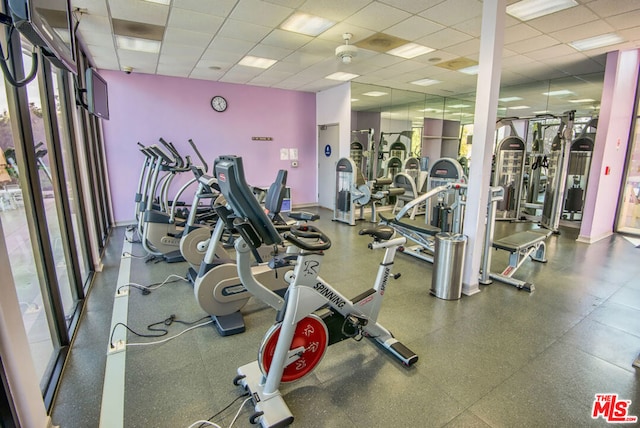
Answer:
100, 71, 317, 224
579, 49, 640, 242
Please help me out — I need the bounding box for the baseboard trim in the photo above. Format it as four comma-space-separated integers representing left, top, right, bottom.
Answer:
576, 231, 613, 244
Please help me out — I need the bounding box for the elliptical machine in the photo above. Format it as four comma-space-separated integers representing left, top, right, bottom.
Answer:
215, 155, 418, 427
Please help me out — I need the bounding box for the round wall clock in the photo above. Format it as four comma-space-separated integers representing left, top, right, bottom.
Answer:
211, 96, 228, 112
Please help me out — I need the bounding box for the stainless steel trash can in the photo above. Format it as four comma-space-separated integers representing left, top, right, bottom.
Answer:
431, 232, 467, 300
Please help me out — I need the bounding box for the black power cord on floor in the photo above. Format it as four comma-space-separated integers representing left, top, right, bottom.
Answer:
116, 274, 188, 296
195, 393, 251, 428
108, 314, 211, 349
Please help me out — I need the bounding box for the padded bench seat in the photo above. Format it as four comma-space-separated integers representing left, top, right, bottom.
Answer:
492, 230, 549, 252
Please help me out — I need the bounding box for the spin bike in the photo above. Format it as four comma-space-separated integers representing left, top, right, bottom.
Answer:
214, 155, 418, 428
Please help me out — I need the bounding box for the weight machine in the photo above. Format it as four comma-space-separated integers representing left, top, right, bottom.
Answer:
493, 119, 526, 221
333, 157, 403, 226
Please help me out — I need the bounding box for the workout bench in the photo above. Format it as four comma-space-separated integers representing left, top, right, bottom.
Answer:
480, 187, 552, 293
489, 230, 550, 292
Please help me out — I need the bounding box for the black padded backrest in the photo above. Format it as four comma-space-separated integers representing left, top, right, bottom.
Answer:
264, 169, 287, 215
214, 155, 282, 248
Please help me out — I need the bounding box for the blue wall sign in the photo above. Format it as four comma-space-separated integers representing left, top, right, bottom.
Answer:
324, 144, 332, 157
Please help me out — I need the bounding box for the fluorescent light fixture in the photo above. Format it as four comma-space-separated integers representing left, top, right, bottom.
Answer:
448, 104, 470, 109
143, 0, 171, 4
509, 105, 530, 110
542, 89, 574, 96
534, 110, 549, 114
238, 56, 277, 69
280, 12, 335, 36
351, 98, 359, 102
410, 78, 441, 87
362, 91, 388, 97
499, 96, 523, 102
116, 35, 161, 53
386, 43, 434, 59
569, 98, 596, 103
458, 65, 479, 75
507, 0, 577, 21
325, 72, 359, 81
569, 33, 624, 51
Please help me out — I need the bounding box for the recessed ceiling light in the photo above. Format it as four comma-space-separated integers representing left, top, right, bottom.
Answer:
509, 105, 530, 110
458, 65, 479, 75
569, 98, 596, 103
325, 72, 359, 81
542, 89, 574, 96
280, 12, 335, 36
448, 104, 470, 109
363, 91, 388, 97
143, 0, 170, 4
569, 33, 625, 51
238, 56, 277, 69
410, 78, 441, 87
499, 96, 523, 102
507, 0, 577, 21
116, 35, 161, 53
387, 43, 435, 59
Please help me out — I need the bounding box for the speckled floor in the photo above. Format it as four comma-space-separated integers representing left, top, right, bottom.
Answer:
51, 209, 640, 427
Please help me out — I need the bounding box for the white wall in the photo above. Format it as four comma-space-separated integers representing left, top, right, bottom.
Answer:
316, 82, 351, 158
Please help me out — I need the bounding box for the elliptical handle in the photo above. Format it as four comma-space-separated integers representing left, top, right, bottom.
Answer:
188, 139, 208, 173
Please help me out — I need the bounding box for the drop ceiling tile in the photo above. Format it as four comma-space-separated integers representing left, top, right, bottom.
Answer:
586, 0, 640, 18
168, 8, 225, 34
189, 68, 226, 81
218, 19, 272, 42
620, 28, 640, 44
71, 0, 109, 15
344, 2, 412, 32
419, 0, 482, 27
443, 39, 480, 57
501, 54, 536, 68
544, 55, 605, 75
84, 45, 118, 64
207, 37, 255, 55
264, 0, 306, 8
316, 23, 375, 44
384, 16, 445, 41
506, 34, 561, 54
93, 56, 120, 70
77, 14, 111, 34
452, 16, 483, 38
229, 0, 293, 27
109, 0, 169, 26
249, 44, 293, 60
605, 9, 640, 30
279, 51, 325, 68
504, 24, 542, 44
79, 29, 114, 47
199, 50, 244, 65
411, 51, 460, 65
163, 28, 213, 48
262, 29, 313, 50
296, 38, 337, 55
549, 20, 615, 43
157, 62, 193, 77
526, 44, 579, 61
160, 43, 205, 58
356, 53, 405, 69
525, 6, 599, 34
299, 0, 373, 22
416, 28, 473, 50
379, 0, 445, 14
172, 0, 237, 17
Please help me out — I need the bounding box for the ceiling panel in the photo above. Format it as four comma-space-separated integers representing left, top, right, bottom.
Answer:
71, 0, 640, 114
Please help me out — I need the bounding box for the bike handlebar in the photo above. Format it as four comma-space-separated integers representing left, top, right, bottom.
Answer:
284, 225, 331, 251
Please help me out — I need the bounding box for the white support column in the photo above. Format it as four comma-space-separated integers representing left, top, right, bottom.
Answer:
461, 0, 506, 296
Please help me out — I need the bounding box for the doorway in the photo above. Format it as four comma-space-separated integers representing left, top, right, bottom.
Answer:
318, 124, 338, 209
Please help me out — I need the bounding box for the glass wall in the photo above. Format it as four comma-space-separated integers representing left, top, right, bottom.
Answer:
0, 0, 111, 411
617, 116, 640, 234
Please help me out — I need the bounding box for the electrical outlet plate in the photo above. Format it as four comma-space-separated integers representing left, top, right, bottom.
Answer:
108, 339, 126, 354
115, 286, 129, 297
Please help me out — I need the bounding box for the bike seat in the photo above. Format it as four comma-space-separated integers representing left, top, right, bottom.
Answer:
359, 226, 394, 241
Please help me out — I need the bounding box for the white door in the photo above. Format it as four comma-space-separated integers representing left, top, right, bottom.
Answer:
318, 124, 338, 209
